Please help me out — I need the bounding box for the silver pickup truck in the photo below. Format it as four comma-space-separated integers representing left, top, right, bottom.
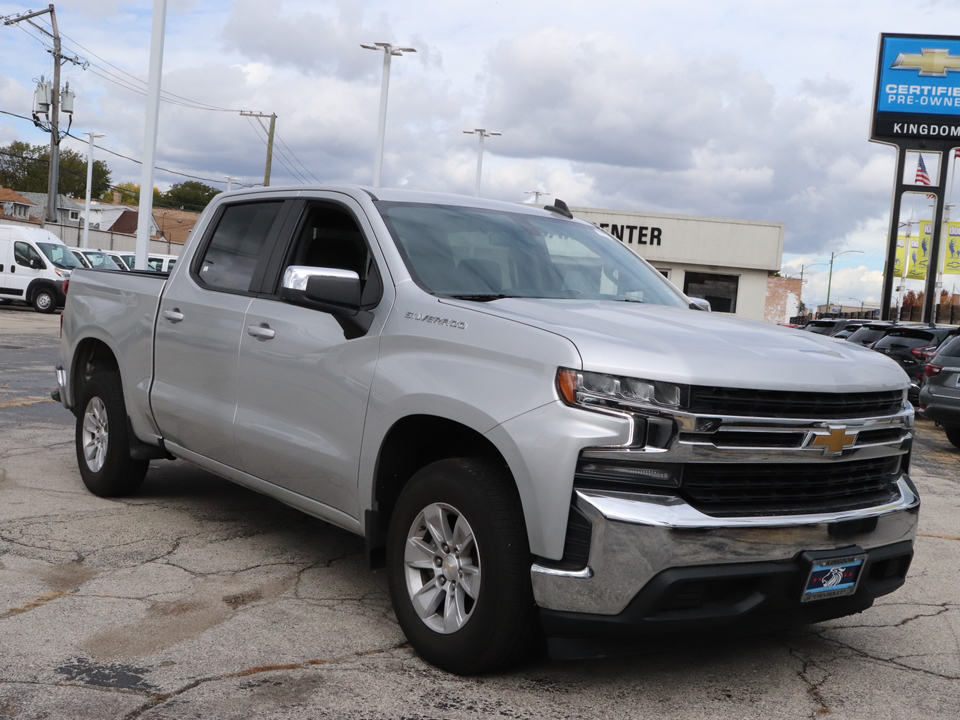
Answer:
56, 186, 919, 673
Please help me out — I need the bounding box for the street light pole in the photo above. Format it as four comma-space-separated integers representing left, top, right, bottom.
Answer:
525, 190, 550, 203
796, 262, 827, 318
361, 43, 416, 188
463, 128, 501, 196
82, 132, 104, 249
825, 250, 864, 313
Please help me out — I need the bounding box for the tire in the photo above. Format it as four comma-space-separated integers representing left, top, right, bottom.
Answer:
386, 458, 538, 674
75, 372, 149, 497
32, 287, 56, 314
946, 426, 960, 450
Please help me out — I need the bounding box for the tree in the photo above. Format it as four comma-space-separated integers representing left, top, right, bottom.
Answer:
0, 141, 112, 199
154, 181, 220, 212
113, 182, 140, 205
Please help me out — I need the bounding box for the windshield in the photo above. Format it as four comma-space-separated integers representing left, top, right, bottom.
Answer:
37, 242, 83, 269
873, 331, 936, 350
847, 326, 889, 344
376, 202, 688, 306
83, 251, 123, 270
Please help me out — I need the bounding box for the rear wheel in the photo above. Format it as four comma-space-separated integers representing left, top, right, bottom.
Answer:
386, 458, 538, 674
76, 372, 149, 497
32, 287, 57, 313
946, 426, 960, 450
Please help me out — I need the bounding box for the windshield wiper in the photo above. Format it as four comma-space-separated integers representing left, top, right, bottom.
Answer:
448, 293, 517, 302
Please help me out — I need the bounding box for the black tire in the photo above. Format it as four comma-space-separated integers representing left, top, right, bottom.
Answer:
386, 458, 538, 674
75, 372, 149, 497
946, 426, 960, 450
32, 287, 57, 314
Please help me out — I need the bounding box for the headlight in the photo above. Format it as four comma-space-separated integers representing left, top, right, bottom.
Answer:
556, 368, 684, 412
55, 268, 72, 278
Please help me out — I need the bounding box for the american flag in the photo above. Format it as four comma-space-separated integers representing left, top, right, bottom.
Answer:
916, 155, 931, 186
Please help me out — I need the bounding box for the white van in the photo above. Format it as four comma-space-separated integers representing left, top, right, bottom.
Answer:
0, 225, 83, 313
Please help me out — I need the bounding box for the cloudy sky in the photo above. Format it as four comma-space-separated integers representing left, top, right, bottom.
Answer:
2, 0, 960, 308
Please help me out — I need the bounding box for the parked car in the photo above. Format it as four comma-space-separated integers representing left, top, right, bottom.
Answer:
103, 251, 178, 272
801, 318, 863, 336
71, 249, 126, 272
871, 326, 960, 384
56, 185, 919, 673
845, 321, 902, 347
0, 225, 83, 312
918, 334, 960, 449
832, 322, 868, 339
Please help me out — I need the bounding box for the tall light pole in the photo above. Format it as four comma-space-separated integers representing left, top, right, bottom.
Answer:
82, 132, 104, 249
795, 262, 827, 318
525, 190, 550, 203
463, 129, 500, 196
135, 0, 167, 273
361, 43, 416, 188
825, 250, 864, 313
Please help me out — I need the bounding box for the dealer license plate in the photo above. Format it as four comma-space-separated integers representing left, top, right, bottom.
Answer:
801, 553, 866, 602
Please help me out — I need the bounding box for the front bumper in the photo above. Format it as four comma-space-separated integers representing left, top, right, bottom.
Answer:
531, 476, 919, 652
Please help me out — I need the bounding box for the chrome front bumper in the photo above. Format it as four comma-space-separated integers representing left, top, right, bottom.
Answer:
530, 475, 920, 615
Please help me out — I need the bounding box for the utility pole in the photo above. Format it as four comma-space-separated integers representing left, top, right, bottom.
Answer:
4, 5, 82, 223
240, 112, 277, 186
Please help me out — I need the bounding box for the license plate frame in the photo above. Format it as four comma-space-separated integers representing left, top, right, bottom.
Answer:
800, 552, 866, 603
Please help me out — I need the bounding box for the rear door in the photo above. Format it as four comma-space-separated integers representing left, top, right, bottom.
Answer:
233, 194, 392, 515
151, 197, 294, 469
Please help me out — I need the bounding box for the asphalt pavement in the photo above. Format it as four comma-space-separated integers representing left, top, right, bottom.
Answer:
1, 304, 958, 719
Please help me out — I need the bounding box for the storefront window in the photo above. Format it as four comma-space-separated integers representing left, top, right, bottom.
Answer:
683, 272, 739, 313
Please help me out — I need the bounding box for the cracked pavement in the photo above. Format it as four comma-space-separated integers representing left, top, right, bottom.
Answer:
1, 306, 959, 719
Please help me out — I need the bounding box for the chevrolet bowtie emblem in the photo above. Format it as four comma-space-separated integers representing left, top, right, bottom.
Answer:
810, 426, 859, 455
893, 49, 960, 77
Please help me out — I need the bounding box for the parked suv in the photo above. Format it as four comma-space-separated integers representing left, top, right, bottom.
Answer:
846, 322, 900, 347
918, 335, 960, 448
871, 326, 960, 383
802, 318, 862, 336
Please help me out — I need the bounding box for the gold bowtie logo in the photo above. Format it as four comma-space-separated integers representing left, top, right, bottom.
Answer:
810, 426, 859, 455
893, 49, 960, 77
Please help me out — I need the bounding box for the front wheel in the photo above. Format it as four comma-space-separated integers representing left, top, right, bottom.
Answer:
946, 426, 960, 450
386, 458, 538, 674
76, 372, 149, 497
32, 287, 57, 314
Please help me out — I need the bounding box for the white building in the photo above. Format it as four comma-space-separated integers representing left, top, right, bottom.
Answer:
569, 206, 785, 322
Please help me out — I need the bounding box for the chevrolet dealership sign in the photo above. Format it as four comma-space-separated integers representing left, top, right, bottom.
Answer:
872, 34, 960, 141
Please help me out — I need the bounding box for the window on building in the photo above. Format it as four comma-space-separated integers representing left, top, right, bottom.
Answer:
683, 272, 739, 313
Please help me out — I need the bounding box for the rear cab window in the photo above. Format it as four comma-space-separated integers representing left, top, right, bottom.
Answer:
195, 201, 286, 294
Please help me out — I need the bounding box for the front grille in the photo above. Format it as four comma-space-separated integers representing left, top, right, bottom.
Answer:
687, 387, 904, 419
681, 457, 902, 517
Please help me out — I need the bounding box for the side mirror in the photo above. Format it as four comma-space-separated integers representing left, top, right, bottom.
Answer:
689, 297, 711, 312
280, 266, 373, 339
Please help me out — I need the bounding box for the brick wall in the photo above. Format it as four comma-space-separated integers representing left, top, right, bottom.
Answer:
764, 276, 802, 325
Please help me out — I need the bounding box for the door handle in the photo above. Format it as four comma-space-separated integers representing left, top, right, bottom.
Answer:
247, 324, 276, 340
162, 309, 184, 323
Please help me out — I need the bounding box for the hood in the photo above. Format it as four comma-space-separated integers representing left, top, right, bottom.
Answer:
440, 298, 909, 393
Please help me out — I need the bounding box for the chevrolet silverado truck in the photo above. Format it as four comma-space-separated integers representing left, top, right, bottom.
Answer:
56, 186, 919, 673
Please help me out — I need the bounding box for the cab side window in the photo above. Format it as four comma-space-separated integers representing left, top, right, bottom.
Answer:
14, 242, 44, 269
197, 201, 284, 293
286, 204, 382, 306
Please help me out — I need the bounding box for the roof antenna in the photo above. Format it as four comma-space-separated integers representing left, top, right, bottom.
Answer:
544, 199, 573, 219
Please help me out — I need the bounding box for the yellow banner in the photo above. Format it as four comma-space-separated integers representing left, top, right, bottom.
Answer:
905, 225, 928, 280
946, 222, 960, 275
894, 235, 908, 277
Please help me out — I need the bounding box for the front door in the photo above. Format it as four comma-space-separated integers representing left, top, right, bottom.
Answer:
234, 196, 390, 516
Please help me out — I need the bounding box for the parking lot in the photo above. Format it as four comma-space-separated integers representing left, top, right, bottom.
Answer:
1, 305, 959, 719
